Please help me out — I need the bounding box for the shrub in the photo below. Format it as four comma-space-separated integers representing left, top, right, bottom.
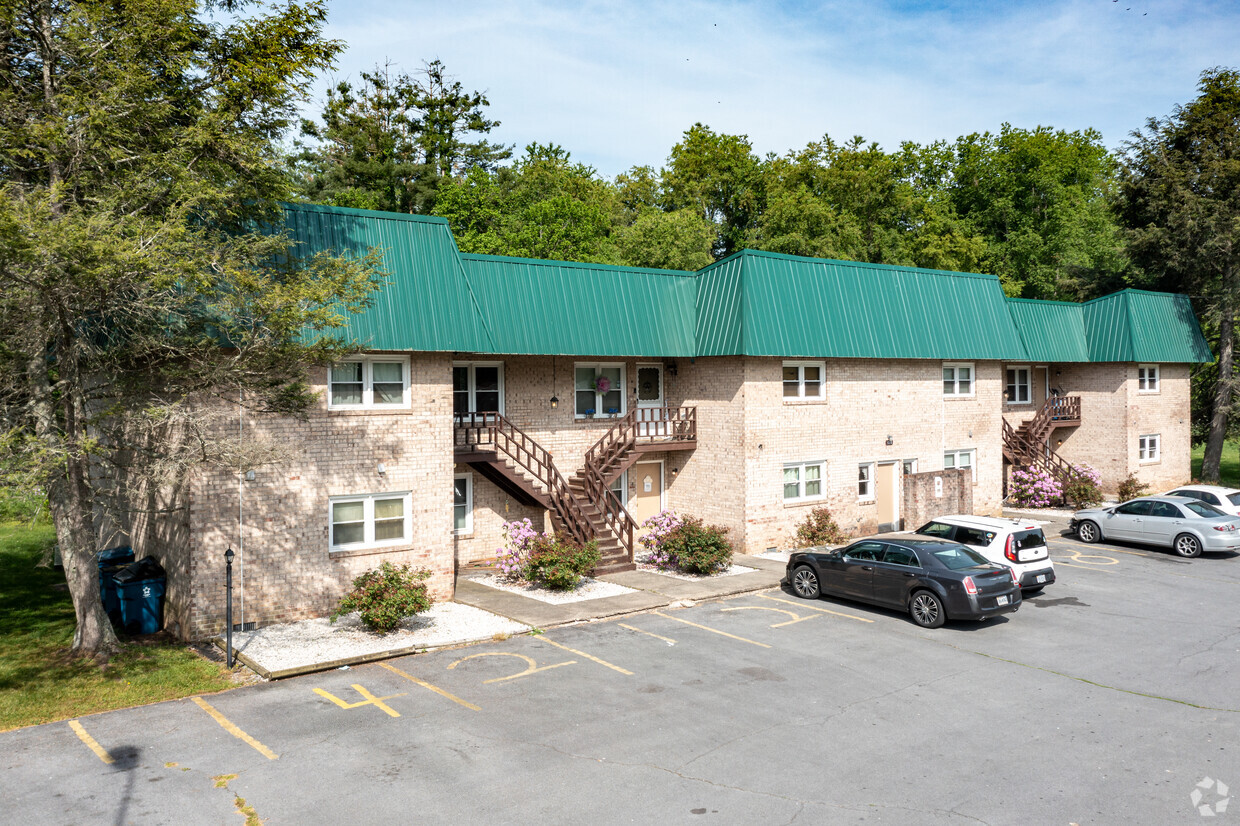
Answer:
1117, 473, 1151, 503
495, 518, 539, 580
524, 534, 600, 591
330, 562, 432, 633
637, 509, 683, 570
662, 516, 733, 575
1062, 464, 1103, 509
1009, 465, 1063, 508
794, 507, 848, 548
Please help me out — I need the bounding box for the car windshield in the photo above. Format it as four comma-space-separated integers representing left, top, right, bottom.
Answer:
930, 545, 990, 570
1183, 500, 1227, 518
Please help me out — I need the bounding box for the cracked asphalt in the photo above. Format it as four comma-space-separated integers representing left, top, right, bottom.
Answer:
3, 517, 1238, 824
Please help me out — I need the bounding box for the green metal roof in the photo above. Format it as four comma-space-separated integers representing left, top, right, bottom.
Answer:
279, 203, 1211, 364
696, 251, 1028, 359
282, 202, 494, 352
460, 254, 696, 357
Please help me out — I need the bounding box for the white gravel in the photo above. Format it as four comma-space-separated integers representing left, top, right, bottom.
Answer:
471, 575, 636, 604
229, 602, 530, 674
634, 561, 756, 580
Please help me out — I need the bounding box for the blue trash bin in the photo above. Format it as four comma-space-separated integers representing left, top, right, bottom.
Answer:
96, 546, 134, 624
113, 557, 166, 635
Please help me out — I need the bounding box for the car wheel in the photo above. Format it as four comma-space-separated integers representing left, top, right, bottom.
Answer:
909, 590, 946, 628
1174, 533, 1203, 558
1077, 520, 1101, 543
791, 565, 821, 599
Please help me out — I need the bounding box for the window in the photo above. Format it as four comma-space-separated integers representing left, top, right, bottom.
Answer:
454, 474, 472, 534
609, 472, 627, 506
858, 463, 875, 500
575, 363, 625, 418
328, 357, 410, 410
902, 458, 918, 476
1115, 500, 1151, 516
942, 363, 974, 397
882, 548, 920, 568
783, 461, 825, 501
1139, 434, 1160, 463
1005, 366, 1031, 404
782, 361, 826, 400
944, 449, 975, 471
1138, 364, 1160, 393
918, 521, 955, 539
453, 362, 504, 416
845, 542, 883, 561
330, 492, 412, 550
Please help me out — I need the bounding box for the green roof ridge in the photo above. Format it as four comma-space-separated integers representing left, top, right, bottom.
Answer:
280, 200, 451, 226
461, 252, 696, 277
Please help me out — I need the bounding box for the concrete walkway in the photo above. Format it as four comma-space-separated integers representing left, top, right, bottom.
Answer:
454, 553, 788, 628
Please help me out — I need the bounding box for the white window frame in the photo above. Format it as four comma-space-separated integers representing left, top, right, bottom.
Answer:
1005, 365, 1031, 405
453, 361, 505, 415
1138, 364, 1160, 394
783, 460, 826, 502
609, 470, 628, 507
858, 462, 875, 501
574, 362, 627, 419
454, 473, 473, 535
782, 360, 827, 401
944, 449, 977, 483
942, 362, 975, 398
902, 458, 918, 476
328, 356, 411, 410
1139, 434, 1161, 463
329, 491, 413, 551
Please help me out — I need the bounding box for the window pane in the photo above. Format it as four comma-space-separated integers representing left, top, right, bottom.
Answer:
333, 523, 364, 545
333, 384, 362, 405
475, 391, 500, 412
374, 518, 404, 541
575, 367, 594, 390
804, 466, 821, 497
958, 367, 971, 382
959, 451, 973, 468
333, 501, 364, 523
454, 478, 468, 506
637, 367, 661, 402
783, 466, 800, 500
601, 389, 622, 414
943, 367, 954, 383
576, 389, 595, 415
331, 361, 363, 405
374, 498, 404, 520
373, 362, 403, 383
783, 366, 800, 398
783, 366, 799, 382
374, 382, 404, 404
332, 363, 363, 383
944, 453, 956, 468
454, 504, 468, 532
474, 366, 499, 392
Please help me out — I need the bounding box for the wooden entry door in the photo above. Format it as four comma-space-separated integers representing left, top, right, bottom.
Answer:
629, 461, 663, 532
876, 461, 900, 531
636, 364, 666, 436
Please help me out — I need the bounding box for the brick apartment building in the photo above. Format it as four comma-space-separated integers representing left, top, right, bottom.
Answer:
123, 203, 1211, 639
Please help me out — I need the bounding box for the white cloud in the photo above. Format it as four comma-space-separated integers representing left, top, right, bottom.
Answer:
309, 0, 1240, 176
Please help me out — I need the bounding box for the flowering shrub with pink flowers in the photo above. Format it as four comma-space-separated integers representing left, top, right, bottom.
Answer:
1062, 464, 1103, 508
494, 518, 600, 590
1009, 466, 1063, 508
637, 509, 683, 570
495, 518, 539, 580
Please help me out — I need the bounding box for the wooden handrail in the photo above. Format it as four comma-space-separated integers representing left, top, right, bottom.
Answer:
1002, 418, 1078, 485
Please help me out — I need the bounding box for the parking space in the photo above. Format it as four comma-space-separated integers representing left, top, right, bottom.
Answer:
4, 528, 1239, 824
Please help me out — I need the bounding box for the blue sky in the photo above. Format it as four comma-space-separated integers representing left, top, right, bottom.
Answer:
311, 0, 1239, 177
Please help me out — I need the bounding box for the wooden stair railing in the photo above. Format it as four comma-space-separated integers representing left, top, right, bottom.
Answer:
454, 412, 594, 548
1002, 419, 1078, 486
1015, 395, 1081, 449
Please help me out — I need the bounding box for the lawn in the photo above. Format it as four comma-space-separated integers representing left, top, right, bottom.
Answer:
1190, 440, 1240, 488
0, 522, 236, 731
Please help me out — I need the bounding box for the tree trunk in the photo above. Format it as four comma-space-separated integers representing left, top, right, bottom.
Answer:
49, 462, 120, 659
1201, 311, 1235, 482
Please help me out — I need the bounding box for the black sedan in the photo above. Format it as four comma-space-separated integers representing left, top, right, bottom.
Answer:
785, 537, 1021, 628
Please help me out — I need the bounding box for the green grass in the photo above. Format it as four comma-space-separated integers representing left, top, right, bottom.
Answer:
0, 522, 235, 731
1190, 440, 1240, 488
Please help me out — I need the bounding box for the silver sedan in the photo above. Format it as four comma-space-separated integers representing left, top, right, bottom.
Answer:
1070, 495, 1240, 558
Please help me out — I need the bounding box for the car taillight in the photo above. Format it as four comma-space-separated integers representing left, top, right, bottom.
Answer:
1213, 524, 1237, 532
963, 576, 978, 595
1004, 534, 1017, 562
1011, 568, 1019, 587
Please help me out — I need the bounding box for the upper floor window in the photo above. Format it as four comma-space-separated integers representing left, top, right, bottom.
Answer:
453, 362, 504, 415
1138, 365, 1160, 394
575, 363, 625, 418
782, 361, 826, 401
330, 491, 411, 550
783, 461, 825, 501
1139, 434, 1160, 463
1005, 366, 1031, 404
329, 357, 410, 410
943, 363, 974, 398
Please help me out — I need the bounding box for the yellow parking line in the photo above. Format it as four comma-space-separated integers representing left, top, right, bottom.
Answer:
722, 605, 819, 628
68, 720, 113, 764
618, 623, 676, 644
757, 594, 875, 623
378, 662, 480, 711
190, 697, 279, 760
1056, 561, 1116, 573
537, 637, 634, 675
652, 611, 771, 648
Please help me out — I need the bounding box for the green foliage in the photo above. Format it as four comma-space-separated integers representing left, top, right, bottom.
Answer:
663, 124, 764, 259
1116, 474, 1151, 503
524, 535, 601, 591
793, 507, 849, 548
330, 562, 433, 633
1062, 468, 1104, 509
663, 517, 733, 575
295, 60, 510, 214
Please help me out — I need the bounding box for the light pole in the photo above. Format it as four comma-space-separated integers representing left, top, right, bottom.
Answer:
224, 547, 234, 668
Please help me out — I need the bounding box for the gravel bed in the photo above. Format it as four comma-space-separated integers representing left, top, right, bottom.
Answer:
229, 602, 530, 673
471, 574, 637, 604
634, 561, 756, 581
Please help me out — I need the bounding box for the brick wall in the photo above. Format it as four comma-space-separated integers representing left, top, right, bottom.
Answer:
903, 469, 974, 529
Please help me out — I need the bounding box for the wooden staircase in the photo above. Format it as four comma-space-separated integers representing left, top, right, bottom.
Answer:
1002, 395, 1083, 486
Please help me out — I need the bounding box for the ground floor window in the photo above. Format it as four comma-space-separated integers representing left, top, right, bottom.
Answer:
330, 491, 412, 550
784, 461, 825, 501
454, 474, 473, 533
944, 449, 976, 482
610, 471, 627, 506
1139, 434, 1160, 463
858, 463, 875, 500
902, 458, 918, 476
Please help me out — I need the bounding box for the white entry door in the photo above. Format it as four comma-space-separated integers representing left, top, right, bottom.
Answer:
636, 364, 666, 436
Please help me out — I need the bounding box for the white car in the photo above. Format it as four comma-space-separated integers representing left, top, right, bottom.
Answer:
1162, 485, 1240, 517
914, 514, 1056, 592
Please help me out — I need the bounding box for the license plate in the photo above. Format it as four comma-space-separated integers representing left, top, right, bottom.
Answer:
1036, 575, 1046, 583
996, 595, 1010, 606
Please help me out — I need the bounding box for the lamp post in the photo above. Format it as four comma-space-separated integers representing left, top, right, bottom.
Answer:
224, 547, 234, 668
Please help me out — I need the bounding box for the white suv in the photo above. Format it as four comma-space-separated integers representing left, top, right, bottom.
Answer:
915, 515, 1056, 592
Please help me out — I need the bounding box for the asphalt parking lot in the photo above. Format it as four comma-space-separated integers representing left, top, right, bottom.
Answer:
3, 518, 1238, 825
